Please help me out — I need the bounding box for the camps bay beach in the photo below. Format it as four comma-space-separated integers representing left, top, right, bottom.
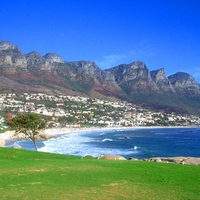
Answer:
2, 126, 200, 164
1, 1, 200, 199
1, 93, 200, 165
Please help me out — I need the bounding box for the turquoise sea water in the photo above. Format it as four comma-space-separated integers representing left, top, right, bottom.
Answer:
12, 128, 200, 159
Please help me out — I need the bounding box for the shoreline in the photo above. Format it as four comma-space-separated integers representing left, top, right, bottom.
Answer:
1, 126, 200, 165
0, 125, 198, 146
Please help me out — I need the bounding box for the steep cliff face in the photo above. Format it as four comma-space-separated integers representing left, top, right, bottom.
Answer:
66, 61, 103, 82
106, 61, 159, 94
57, 61, 125, 99
25, 51, 60, 71
44, 53, 64, 64
26, 51, 47, 69
150, 68, 175, 93
0, 41, 200, 114
0, 41, 27, 73
63, 60, 119, 86
168, 72, 200, 95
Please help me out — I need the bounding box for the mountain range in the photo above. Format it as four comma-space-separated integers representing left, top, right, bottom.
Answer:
0, 41, 200, 114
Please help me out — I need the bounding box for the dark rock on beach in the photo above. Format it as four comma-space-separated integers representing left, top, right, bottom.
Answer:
128, 157, 139, 161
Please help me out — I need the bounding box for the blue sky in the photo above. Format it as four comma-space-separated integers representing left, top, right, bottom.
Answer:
1, 0, 200, 82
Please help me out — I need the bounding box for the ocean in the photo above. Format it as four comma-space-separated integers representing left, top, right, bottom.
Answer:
10, 127, 200, 159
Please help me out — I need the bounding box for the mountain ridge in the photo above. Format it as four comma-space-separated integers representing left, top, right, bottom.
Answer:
0, 41, 200, 114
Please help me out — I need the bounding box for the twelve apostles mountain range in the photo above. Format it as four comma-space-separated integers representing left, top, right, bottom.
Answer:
0, 41, 200, 115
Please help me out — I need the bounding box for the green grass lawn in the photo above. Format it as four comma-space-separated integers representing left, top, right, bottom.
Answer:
0, 148, 200, 200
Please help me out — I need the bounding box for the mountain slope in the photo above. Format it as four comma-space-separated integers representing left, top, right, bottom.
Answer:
0, 41, 200, 114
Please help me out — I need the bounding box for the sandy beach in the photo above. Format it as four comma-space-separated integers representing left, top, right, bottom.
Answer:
0, 127, 112, 143
0, 131, 15, 140
0, 126, 128, 141
0, 125, 194, 145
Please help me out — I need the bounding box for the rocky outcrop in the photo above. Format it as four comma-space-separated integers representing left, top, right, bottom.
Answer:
143, 157, 200, 165
26, 51, 52, 71
56, 60, 125, 100
44, 53, 64, 63
0, 41, 27, 71
184, 157, 200, 165
66, 61, 104, 81
98, 154, 126, 160
0, 41, 21, 52
12, 144, 25, 149
106, 61, 159, 94
150, 68, 175, 93
168, 72, 200, 95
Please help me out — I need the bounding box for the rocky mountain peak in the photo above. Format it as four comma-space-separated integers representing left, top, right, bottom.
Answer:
0, 41, 200, 114
70, 61, 101, 75
150, 68, 175, 93
129, 61, 147, 70
168, 72, 200, 95
168, 72, 194, 83
0, 41, 21, 53
106, 61, 149, 80
25, 51, 46, 68
105, 61, 159, 94
26, 51, 41, 58
0, 41, 26, 70
151, 68, 167, 82
58, 61, 100, 82
44, 53, 64, 63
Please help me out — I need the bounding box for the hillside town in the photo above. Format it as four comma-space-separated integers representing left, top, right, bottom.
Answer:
0, 93, 200, 129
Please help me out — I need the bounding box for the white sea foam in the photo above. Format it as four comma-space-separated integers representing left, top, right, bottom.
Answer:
133, 146, 138, 150
10, 128, 200, 159
39, 133, 92, 155
102, 138, 113, 142
37, 132, 137, 157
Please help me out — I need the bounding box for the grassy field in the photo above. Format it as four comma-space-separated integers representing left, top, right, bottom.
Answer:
0, 148, 200, 200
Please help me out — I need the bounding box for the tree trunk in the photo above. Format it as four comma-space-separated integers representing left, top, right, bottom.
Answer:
32, 139, 38, 151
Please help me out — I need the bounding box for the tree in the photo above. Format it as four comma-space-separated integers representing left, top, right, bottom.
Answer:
6, 113, 46, 151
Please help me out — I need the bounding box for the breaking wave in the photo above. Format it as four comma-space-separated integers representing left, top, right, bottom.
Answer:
12, 128, 200, 159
